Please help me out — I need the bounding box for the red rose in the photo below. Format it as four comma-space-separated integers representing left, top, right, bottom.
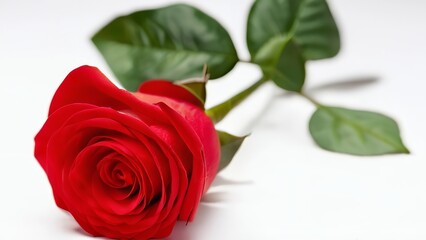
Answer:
34, 66, 220, 239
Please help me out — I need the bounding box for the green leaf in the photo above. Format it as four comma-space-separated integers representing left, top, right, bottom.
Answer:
92, 4, 239, 91
254, 38, 305, 91
217, 131, 247, 171
247, 0, 339, 91
247, 0, 340, 60
309, 106, 409, 155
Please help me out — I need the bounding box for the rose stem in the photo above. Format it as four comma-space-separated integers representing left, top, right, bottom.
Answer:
206, 76, 269, 123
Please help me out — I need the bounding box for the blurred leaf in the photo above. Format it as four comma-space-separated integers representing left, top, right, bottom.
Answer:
217, 131, 247, 171
92, 4, 238, 91
247, 0, 340, 60
247, 0, 339, 91
309, 106, 409, 155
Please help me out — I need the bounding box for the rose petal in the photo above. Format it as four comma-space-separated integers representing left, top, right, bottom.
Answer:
137, 80, 204, 109
35, 103, 96, 171
156, 102, 205, 221
49, 65, 165, 125
134, 92, 220, 190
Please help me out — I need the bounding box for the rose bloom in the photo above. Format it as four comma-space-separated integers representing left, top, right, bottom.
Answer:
34, 66, 220, 239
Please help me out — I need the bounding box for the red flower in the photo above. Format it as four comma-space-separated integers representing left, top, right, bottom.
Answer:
34, 66, 220, 239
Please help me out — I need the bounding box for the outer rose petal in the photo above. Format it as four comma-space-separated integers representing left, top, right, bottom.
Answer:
137, 80, 204, 109
48, 66, 165, 125
133, 91, 220, 191
35, 103, 95, 171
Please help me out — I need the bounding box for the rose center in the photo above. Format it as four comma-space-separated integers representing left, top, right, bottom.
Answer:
98, 157, 136, 189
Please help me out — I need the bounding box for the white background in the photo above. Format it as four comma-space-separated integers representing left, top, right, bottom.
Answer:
1, 0, 426, 239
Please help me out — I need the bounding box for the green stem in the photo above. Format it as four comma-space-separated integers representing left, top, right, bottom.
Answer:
298, 91, 322, 107
206, 76, 269, 123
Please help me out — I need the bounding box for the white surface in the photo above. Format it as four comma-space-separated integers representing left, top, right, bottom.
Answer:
1, 0, 426, 239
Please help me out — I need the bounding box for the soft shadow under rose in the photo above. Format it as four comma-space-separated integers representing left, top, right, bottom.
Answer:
34, 66, 220, 239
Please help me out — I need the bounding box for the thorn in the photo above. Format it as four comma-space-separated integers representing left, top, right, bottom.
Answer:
202, 64, 210, 83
